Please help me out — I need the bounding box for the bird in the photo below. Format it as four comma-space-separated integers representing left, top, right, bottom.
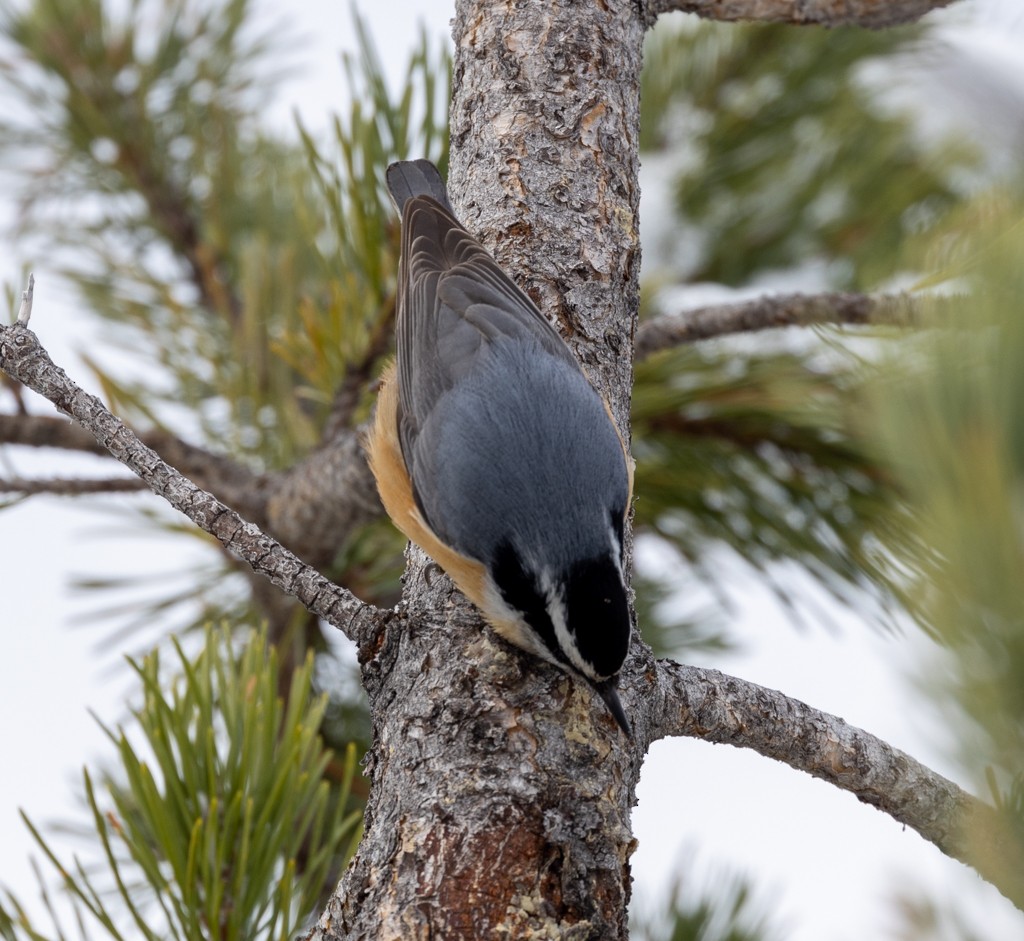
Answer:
366, 158, 634, 736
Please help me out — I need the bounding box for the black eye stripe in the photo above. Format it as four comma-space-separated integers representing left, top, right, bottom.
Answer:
490, 542, 569, 667
489, 541, 629, 681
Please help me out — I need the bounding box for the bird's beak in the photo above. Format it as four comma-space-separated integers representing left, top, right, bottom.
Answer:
590, 676, 632, 738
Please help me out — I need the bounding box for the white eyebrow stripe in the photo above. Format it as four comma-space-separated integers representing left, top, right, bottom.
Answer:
540, 569, 597, 681
607, 522, 624, 579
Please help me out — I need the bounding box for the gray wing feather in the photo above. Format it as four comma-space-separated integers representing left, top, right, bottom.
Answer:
387, 161, 578, 463
386, 159, 453, 213
384, 160, 629, 570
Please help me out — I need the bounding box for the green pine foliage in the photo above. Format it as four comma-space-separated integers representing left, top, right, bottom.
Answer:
631, 17, 978, 648
2, 0, 306, 462
871, 191, 1024, 786
641, 16, 974, 290
0, 628, 362, 941
632, 868, 781, 941
633, 340, 917, 627
0, 0, 447, 468
4, 0, 1019, 935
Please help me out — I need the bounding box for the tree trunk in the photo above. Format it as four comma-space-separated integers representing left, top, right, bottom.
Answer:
5, 0, 1013, 931
305, 1, 646, 938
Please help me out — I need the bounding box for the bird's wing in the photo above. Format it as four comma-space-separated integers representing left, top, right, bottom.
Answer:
392, 192, 578, 462
386, 159, 453, 214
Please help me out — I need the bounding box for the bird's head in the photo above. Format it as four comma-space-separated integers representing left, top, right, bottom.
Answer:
486, 530, 632, 735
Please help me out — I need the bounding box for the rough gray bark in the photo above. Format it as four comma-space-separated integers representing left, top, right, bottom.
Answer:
308, 2, 648, 937
645, 0, 960, 28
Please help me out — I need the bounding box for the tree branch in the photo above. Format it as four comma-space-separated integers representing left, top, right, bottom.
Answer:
643, 658, 1024, 909
0, 408, 386, 565
0, 413, 269, 517
645, 0, 961, 29
635, 291, 925, 358
0, 413, 106, 453
0, 321, 387, 654
0, 475, 147, 496
263, 434, 383, 570
115, 144, 244, 323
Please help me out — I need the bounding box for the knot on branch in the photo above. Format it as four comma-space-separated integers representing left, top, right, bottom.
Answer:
0, 323, 41, 361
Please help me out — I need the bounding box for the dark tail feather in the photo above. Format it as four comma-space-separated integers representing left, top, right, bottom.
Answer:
591, 676, 632, 739
386, 159, 452, 214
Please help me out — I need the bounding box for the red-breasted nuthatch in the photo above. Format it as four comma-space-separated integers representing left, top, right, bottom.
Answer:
367, 159, 634, 735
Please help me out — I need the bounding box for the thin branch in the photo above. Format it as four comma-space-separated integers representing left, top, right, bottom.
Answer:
1, 412, 123, 454
0, 413, 268, 518
644, 658, 1024, 910
0, 475, 147, 496
645, 0, 961, 29
635, 291, 925, 358
0, 398, 386, 562
0, 321, 387, 654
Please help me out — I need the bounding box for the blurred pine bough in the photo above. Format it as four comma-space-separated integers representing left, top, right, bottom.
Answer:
3, 0, 1023, 936
0, 627, 362, 941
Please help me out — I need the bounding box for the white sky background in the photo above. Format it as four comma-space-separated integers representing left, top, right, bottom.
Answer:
3, 0, 1024, 938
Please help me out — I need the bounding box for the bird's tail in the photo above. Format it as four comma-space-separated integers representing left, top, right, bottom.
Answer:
386, 159, 453, 214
